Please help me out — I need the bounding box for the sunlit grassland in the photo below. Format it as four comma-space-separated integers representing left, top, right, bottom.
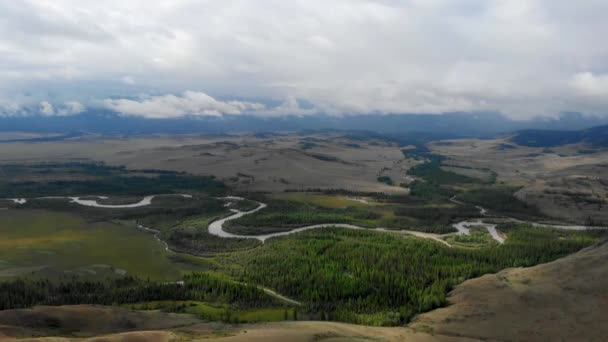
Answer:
444, 227, 499, 248
270, 192, 375, 209
125, 300, 296, 323
0, 209, 210, 281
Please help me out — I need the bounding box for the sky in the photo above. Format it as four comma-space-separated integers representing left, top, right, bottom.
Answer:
0, 0, 607, 119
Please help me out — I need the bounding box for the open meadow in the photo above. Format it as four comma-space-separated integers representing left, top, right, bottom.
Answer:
0, 209, 208, 281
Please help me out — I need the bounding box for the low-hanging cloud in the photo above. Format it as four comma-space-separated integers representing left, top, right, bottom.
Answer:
39, 101, 55, 116
571, 72, 608, 98
103, 91, 265, 118
39, 101, 86, 116
1, 1, 607, 119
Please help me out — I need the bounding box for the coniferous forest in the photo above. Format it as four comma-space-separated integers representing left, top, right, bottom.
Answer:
230, 225, 606, 325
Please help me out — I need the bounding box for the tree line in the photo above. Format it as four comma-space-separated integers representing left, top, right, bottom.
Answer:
0, 273, 277, 311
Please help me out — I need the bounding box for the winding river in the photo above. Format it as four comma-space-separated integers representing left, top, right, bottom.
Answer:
4, 194, 605, 247
4, 194, 193, 208
210, 197, 608, 245
209, 197, 455, 245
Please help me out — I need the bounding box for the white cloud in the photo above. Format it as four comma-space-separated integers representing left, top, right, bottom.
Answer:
39, 101, 55, 116
571, 72, 608, 97
121, 76, 136, 85
256, 96, 318, 117
103, 91, 265, 118
0, 1, 607, 118
0, 100, 25, 116
58, 101, 86, 115
38, 100, 86, 116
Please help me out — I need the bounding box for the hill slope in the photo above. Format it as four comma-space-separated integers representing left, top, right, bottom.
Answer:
410, 240, 608, 341
512, 124, 608, 147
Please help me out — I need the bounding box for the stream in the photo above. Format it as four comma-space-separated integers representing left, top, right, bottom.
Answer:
5, 194, 605, 246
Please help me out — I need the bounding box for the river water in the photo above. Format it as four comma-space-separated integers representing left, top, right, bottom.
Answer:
5, 194, 604, 246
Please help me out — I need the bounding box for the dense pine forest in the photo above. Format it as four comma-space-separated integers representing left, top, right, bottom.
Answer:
0, 273, 277, 311
229, 225, 607, 325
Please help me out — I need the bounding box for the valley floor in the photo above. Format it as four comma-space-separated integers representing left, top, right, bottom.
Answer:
2, 240, 607, 341
1, 133, 607, 340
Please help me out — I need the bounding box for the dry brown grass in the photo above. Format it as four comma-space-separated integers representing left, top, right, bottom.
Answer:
185, 321, 476, 342
0, 133, 409, 194
0, 305, 200, 340
0, 320, 478, 342
431, 138, 608, 224
430, 138, 608, 183
410, 241, 608, 342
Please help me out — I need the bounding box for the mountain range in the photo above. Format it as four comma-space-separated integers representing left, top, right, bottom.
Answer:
1, 110, 607, 138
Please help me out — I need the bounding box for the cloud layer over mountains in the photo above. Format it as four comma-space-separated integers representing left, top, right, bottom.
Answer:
0, 1, 607, 119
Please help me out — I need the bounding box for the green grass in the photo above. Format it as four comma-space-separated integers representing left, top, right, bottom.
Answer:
444, 227, 499, 248
126, 301, 295, 323
0, 210, 209, 281
236, 307, 296, 322
270, 193, 372, 209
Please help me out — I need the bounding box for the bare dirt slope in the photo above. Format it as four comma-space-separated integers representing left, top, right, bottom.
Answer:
410, 240, 608, 342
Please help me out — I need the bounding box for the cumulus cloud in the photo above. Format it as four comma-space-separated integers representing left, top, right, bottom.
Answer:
58, 101, 86, 115
0, 99, 26, 116
571, 72, 608, 97
39, 101, 55, 116
0, 1, 607, 118
255, 96, 319, 117
38, 101, 86, 116
103, 91, 265, 118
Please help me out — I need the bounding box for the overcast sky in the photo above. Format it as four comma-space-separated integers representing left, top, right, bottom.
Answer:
1, 0, 607, 119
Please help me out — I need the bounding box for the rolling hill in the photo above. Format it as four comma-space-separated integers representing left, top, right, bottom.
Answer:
511, 124, 608, 147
